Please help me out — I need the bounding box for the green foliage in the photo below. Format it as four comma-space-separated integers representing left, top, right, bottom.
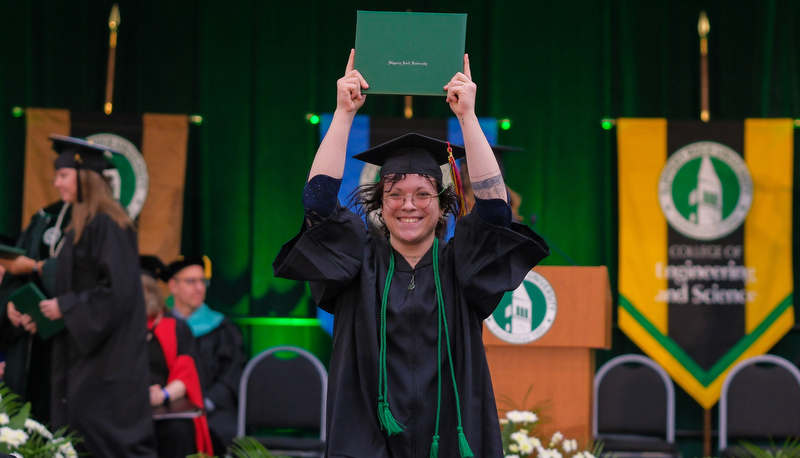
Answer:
496, 385, 552, 429
737, 437, 800, 458
0, 382, 82, 457
187, 436, 292, 458
0, 384, 21, 417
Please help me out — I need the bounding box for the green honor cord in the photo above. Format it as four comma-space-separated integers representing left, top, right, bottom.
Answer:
378, 239, 474, 457
431, 238, 473, 458
378, 252, 405, 435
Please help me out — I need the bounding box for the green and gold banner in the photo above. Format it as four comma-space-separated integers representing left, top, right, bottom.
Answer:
617, 118, 794, 408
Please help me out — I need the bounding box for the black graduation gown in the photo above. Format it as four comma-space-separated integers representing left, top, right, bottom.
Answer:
51, 213, 157, 457
149, 317, 209, 457
168, 309, 246, 453
0, 201, 69, 423
274, 206, 549, 458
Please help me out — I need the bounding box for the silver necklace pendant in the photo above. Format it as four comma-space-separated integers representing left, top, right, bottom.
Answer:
46, 202, 70, 258
43, 227, 61, 246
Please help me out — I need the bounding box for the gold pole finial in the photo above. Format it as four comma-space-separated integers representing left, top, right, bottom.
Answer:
109, 4, 120, 31
698, 11, 710, 38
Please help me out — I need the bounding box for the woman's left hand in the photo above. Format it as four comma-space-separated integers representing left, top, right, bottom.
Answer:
9, 256, 36, 276
444, 54, 476, 117
40, 298, 62, 320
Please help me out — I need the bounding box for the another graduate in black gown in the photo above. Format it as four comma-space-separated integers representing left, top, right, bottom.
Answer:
1, 199, 70, 423
274, 51, 550, 457
30, 135, 157, 457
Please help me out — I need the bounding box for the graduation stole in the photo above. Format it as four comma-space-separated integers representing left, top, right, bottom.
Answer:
378, 238, 474, 458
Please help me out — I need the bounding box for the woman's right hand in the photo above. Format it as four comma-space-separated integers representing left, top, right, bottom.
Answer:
335, 49, 369, 114
19, 313, 37, 335
7, 301, 22, 327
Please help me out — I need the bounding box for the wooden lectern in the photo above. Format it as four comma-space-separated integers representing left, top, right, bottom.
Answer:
484, 266, 612, 442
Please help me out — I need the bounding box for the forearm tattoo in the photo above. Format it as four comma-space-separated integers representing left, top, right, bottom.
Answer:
471, 173, 507, 200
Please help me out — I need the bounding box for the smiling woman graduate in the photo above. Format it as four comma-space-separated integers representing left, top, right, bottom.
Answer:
34, 135, 157, 457
273, 50, 549, 458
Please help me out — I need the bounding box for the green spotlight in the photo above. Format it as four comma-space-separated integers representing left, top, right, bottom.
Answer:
11, 107, 24, 118
306, 113, 320, 125
601, 118, 616, 130
499, 118, 511, 130
189, 114, 203, 126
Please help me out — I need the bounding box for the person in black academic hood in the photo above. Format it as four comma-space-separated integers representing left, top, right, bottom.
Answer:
274, 50, 550, 458
26, 134, 158, 457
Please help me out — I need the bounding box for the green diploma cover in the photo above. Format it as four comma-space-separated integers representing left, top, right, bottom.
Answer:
8, 282, 65, 340
354, 11, 467, 96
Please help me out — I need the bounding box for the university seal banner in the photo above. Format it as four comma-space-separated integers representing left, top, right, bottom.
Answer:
24, 108, 189, 265
617, 118, 794, 408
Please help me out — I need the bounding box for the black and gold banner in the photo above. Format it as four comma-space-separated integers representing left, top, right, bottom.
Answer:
24, 108, 189, 264
618, 118, 794, 408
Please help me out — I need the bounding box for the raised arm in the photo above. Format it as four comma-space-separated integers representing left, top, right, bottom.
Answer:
445, 54, 507, 202
308, 49, 369, 181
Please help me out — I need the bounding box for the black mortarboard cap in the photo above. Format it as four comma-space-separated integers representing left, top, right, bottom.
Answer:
50, 134, 120, 203
50, 134, 118, 175
140, 255, 167, 281
353, 133, 466, 181
164, 255, 212, 280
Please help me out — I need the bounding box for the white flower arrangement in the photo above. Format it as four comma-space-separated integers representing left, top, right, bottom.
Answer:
500, 409, 600, 458
0, 383, 81, 457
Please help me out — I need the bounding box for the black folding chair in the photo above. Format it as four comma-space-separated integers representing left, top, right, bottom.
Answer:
718, 354, 800, 458
237, 346, 327, 458
593, 354, 680, 458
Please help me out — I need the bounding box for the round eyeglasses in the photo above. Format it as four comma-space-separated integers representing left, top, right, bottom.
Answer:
382, 189, 443, 210
173, 277, 210, 288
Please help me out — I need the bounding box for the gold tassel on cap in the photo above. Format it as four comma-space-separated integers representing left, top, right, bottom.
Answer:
446, 142, 467, 218
203, 255, 212, 279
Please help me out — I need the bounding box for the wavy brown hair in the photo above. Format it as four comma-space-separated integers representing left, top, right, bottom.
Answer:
68, 170, 134, 244
141, 274, 166, 318
351, 173, 459, 239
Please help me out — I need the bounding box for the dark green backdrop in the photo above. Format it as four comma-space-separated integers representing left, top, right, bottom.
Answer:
1, 1, 799, 454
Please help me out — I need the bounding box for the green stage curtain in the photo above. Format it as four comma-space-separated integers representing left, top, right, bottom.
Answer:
0, 1, 798, 452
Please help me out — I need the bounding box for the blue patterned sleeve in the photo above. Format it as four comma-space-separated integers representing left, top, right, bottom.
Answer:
302, 174, 342, 227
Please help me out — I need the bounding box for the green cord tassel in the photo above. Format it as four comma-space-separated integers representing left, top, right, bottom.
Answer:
429, 435, 440, 458
457, 426, 474, 458
377, 399, 405, 435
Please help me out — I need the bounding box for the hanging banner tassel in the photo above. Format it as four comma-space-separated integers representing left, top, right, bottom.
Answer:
446, 142, 467, 218
457, 426, 474, 458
